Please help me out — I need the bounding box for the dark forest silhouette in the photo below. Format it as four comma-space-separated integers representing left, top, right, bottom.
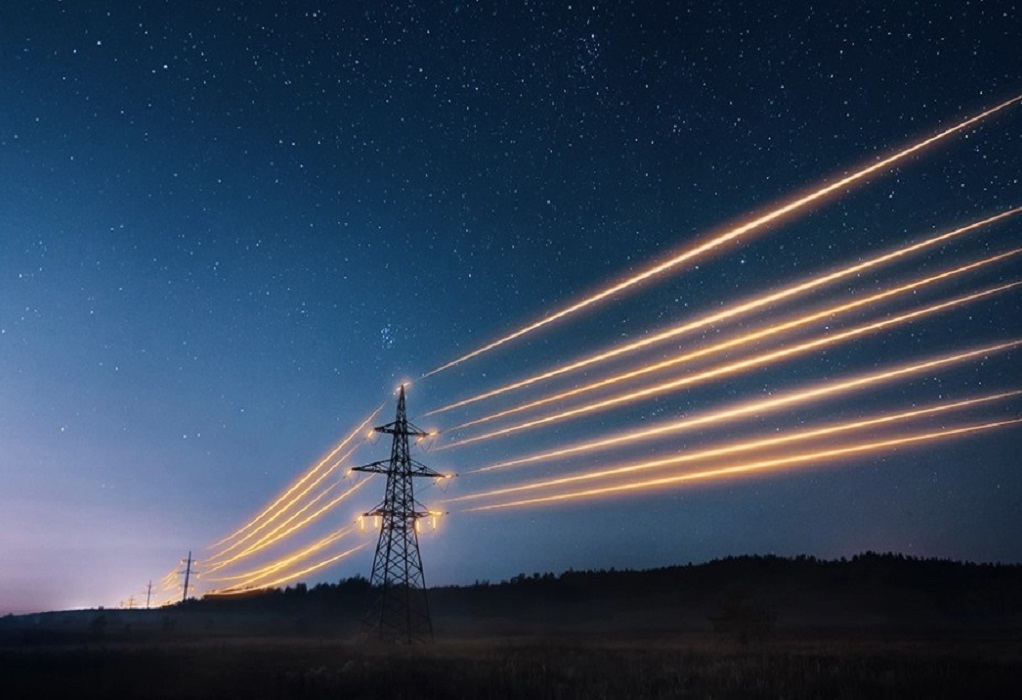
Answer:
2, 552, 1001, 642
5, 552, 1019, 644
5, 552, 1020, 699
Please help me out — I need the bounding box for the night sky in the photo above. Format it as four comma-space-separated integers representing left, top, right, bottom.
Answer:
2, 1, 1020, 614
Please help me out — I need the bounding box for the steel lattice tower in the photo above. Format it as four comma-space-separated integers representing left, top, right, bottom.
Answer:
352, 385, 443, 643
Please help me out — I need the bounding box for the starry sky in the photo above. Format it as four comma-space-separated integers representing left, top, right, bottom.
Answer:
2, 1, 1020, 614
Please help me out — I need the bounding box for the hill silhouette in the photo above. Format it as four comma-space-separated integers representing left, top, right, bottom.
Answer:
8, 551, 1016, 644
4, 553, 1020, 699
199, 551, 1021, 626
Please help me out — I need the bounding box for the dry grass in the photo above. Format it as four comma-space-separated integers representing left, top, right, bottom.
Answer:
3, 633, 1019, 699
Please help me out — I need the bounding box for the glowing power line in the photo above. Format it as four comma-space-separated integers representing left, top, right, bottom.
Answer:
426, 207, 1021, 417
212, 543, 369, 595
468, 338, 1022, 474
443, 281, 1021, 448
424, 96, 1022, 378
207, 404, 383, 550
205, 477, 370, 572
466, 418, 1022, 511
448, 249, 1021, 432
449, 390, 1021, 503
208, 526, 355, 587
205, 444, 359, 563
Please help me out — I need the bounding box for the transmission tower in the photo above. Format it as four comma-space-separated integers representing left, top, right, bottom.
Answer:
353, 384, 444, 643
180, 551, 197, 603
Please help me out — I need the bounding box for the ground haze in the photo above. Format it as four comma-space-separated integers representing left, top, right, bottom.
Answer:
2, 554, 1019, 698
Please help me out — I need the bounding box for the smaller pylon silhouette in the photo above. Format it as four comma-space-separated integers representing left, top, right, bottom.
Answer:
180, 551, 197, 603
353, 384, 444, 643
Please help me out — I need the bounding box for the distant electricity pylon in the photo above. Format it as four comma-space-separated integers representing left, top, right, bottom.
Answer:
353, 384, 445, 643
180, 551, 197, 603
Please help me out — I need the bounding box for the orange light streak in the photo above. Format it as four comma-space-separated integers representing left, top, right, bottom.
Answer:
424, 96, 1022, 379
205, 480, 344, 571
450, 390, 1021, 503
450, 249, 1021, 431
471, 339, 1022, 473
207, 404, 383, 549
209, 526, 355, 585
213, 543, 369, 595
467, 418, 1022, 511
205, 477, 370, 572
426, 208, 1021, 417
205, 444, 360, 563
443, 281, 1021, 449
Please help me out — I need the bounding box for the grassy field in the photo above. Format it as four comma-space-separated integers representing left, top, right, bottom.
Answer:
5, 557, 1020, 697
3, 633, 1019, 699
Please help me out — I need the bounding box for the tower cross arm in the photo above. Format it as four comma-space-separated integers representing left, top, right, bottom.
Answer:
409, 459, 446, 479
351, 460, 392, 475
364, 504, 434, 519
351, 459, 446, 477
373, 421, 430, 438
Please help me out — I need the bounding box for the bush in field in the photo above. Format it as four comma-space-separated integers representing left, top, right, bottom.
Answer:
710, 591, 776, 647
88, 614, 108, 639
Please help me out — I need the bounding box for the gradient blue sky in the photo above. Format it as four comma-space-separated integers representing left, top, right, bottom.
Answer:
1, 1, 1020, 613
